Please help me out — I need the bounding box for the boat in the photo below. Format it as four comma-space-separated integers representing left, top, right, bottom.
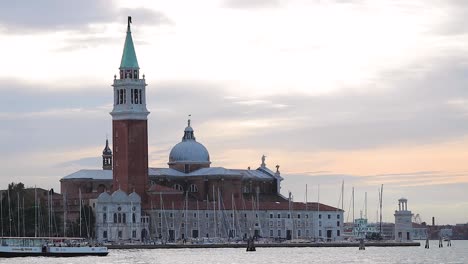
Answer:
0, 237, 108, 257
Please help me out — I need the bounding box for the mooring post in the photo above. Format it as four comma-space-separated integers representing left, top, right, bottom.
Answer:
425, 238, 429, 249
439, 237, 443, 248
447, 239, 451, 247
359, 239, 365, 250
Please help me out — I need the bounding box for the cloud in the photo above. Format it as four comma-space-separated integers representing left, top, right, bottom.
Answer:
0, 0, 172, 34
223, 0, 281, 9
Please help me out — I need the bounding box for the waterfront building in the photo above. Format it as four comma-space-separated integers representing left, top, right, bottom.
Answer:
394, 198, 413, 241
58, 17, 344, 242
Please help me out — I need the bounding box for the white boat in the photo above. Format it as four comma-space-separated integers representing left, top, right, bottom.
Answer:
0, 237, 108, 257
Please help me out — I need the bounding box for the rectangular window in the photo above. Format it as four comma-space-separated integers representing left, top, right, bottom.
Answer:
278, 230, 281, 237
269, 221, 273, 227
297, 214, 301, 219
118, 231, 122, 238
337, 230, 341, 236
287, 214, 290, 219
277, 220, 281, 226
270, 230, 274, 237
123, 89, 126, 104
319, 214, 322, 219
277, 214, 281, 218
139, 89, 142, 104
206, 213, 209, 218
298, 230, 301, 237
131, 89, 134, 104
119, 89, 123, 104
158, 222, 162, 227
337, 214, 340, 219
270, 214, 273, 219
319, 221, 322, 227
158, 213, 161, 218
194, 213, 197, 218
337, 221, 340, 227
319, 230, 322, 237
132, 230, 137, 238
170, 213, 173, 218
328, 214, 331, 219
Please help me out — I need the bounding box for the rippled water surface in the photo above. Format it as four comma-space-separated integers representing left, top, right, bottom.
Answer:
1, 240, 467, 264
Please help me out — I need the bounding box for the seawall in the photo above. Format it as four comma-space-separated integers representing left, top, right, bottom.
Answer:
107, 241, 420, 249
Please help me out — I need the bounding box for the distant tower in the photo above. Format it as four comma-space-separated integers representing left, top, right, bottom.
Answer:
394, 198, 413, 241
111, 17, 150, 199
102, 138, 113, 170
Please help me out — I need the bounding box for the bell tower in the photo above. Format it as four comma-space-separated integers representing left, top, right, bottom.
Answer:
102, 138, 113, 170
111, 17, 149, 199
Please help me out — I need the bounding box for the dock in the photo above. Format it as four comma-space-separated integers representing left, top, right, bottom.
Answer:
107, 241, 420, 250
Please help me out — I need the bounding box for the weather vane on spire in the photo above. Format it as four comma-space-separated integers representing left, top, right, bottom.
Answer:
127, 16, 132, 32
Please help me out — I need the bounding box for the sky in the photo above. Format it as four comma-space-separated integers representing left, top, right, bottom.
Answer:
1, 0, 468, 225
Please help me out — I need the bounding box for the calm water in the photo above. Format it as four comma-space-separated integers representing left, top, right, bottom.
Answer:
1, 240, 467, 264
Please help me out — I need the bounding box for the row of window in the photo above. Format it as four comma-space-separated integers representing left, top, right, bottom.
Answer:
115, 89, 143, 105
173, 184, 198, 192
268, 229, 341, 237
269, 213, 341, 219
104, 212, 138, 224
102, 230, 138, 239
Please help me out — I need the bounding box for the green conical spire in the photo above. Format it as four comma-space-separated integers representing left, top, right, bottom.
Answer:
120, 16, 139, 69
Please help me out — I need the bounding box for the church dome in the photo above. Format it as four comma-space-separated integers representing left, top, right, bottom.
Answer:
168, 119, 210, 166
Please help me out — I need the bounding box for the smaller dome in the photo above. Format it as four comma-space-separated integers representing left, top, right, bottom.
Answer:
111, 189, 128, 203
129, 192, 141, 203
97, 192, 111, 202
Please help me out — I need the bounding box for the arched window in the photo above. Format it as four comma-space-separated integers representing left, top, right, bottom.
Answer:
123, 213, 126, 223
103, 213, 107, 223
173, 184, 183, 191
118, 213, 122, 223
189, 184, 198, 193
103, 231, 107, 238
132, 213, 136, 223
113, 213, 117, 223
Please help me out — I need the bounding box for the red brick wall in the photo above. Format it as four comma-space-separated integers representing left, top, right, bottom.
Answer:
113, 119, 148, 200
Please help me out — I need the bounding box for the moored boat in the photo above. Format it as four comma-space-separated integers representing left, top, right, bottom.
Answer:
0, 237, 108, 257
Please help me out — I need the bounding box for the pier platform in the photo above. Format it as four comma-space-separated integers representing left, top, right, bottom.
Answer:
107, 241, 420, 249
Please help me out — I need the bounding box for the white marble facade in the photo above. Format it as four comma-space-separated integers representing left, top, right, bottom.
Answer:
95, 190, 149, 242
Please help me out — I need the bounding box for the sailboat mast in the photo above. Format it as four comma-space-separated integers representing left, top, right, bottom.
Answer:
379, 184, 383, 235
17, 192, 20, 237
305, 184, 308, 211
341, 180, 344, 211
365, 192, 367, 219
22, 197, 25, 237
352, 187, 355, 224
317, 184, 320, 239
7, 189, 11, 237
79, 188, 82, 237
0, 191, 3, 237
34, 187, 37, 237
